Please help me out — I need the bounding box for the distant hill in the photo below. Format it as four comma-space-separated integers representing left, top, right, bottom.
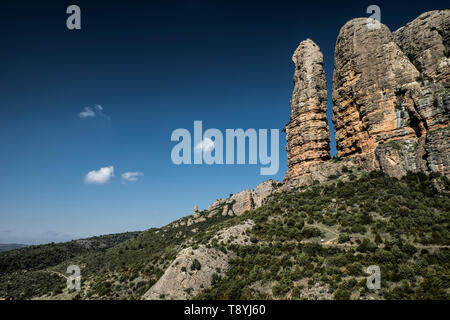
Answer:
0, 244, 28, 253
0, 231, 141, 299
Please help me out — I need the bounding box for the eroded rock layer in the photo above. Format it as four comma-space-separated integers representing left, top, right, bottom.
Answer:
285, 39, 330, 180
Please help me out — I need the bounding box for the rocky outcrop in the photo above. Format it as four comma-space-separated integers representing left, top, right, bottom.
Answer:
393, 10, 450, 131
375, 139, 425, 178
252, 179, 278, 207
332, 18, 422, 157
281, 154, 378, 190
207, 180, 279, 217
284, 10, 449, 187
330, 11, 449, 180
425, 127, 450, 176
285, 39, 330, 179
142, 245, 228, 300
394, 10, 450, 86
213, 220, 254, 246
144, 220, 255, 300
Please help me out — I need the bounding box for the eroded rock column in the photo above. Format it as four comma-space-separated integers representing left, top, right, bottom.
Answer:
285, 39, 330, 180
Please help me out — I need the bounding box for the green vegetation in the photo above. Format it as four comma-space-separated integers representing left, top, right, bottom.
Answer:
0, 208, 233, 300
0, 244, 28, 253
195, 171, 449, 300
0, 232, 140, 299
0, 171, 448, 300
191, 259, 202, 271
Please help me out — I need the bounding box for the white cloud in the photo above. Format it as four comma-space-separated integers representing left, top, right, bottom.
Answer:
121, 171, 143, 183
78, 105, 110, 119
194, 137, 215, 153
79, 107, 95, 118
84, 166, 114, 184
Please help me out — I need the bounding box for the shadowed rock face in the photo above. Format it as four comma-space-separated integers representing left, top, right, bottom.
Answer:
393, 10, 450, 129
285, 39, 330, 180
425, 127, 450, 176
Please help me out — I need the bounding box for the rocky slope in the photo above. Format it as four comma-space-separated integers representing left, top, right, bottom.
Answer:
143, 10, 449, 299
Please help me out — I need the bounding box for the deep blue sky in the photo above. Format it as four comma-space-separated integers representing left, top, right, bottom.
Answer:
0, 0, 447, 244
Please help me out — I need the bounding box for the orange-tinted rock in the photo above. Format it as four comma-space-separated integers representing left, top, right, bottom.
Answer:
285, 39, 330, 180
332, 18, 424, 158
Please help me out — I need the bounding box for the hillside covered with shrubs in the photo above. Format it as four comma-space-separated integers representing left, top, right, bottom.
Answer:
0, 170, 449, 300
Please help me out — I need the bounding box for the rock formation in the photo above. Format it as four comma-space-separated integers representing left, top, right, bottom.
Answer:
174, 10, 449, 231
142, 245, 229, 300
207, 179, 279, 217
332, 18, 422, 156
285, 9, 449, 184
285, 39, 330, 179
394, 10, 449, 87
145, 9, 449, 302
425, 127, 450, 176
144, 220, 254, 300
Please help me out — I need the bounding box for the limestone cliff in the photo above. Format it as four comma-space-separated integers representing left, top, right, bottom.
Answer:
332, 18, 422, 156
285, 9, 449, 185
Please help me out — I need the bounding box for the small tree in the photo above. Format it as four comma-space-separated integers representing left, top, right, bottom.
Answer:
191, 259, 201, 271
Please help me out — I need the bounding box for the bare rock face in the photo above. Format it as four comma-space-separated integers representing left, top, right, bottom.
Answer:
329, 12, 449, 180
207, 180, 279, 217
226, 189, 254, 216
282, 10, 449, 188
393, 10, 450, 131
285, 39, 330, 180
213, 220, 254, 246
375, 139, 426, 178
143, 221, 255, 300
252, 180, 277, 207
332, 18, 423, 157
394, 10, 450, 86
142, 245, 228, 300
425, 127, 450, 176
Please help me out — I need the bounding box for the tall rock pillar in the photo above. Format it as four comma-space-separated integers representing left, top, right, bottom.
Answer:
285, 39, 330, 180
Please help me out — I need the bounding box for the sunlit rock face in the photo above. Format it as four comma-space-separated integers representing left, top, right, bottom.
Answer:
285, 39, 330, 180
332, 18, 423, 157
284, 10, 449, 185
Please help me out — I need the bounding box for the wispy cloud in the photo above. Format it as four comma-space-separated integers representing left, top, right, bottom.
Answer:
121, 171, 143, 183
78, 107, 95, 118
78, 105, 110, 119
84, 166, 114, 184
194, 137, 215, 153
